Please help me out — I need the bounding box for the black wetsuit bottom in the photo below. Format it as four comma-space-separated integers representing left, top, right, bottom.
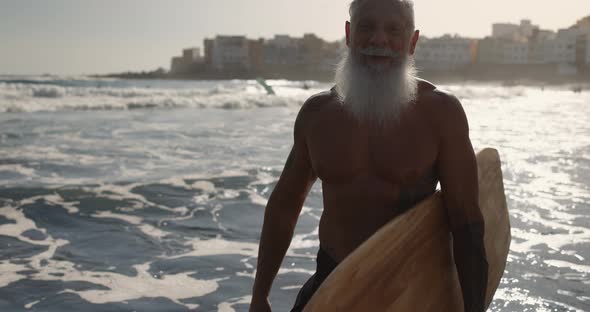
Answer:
290, 247, 339, 312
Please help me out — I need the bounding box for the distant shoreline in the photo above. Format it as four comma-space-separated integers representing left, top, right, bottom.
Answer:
92, 65, 590, 89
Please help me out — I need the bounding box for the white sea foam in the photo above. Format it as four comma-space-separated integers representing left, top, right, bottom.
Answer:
493, 287, 586, 312
171, 238, 258, 258
0, 205, 48, 243
44, 262, 220, 309
24, 299, 40, 309
0, 79, 323, 113
0, 261, 28, 288
92, 211, 170, 239
0, 164, 36, 179
0, 202, 223, 311
217, 295, 252, 312
545, 260, 590, 274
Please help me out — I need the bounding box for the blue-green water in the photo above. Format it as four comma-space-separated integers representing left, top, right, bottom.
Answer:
0, 77, 588, 311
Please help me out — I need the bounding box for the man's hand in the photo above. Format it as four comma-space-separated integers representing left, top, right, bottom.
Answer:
249, 296, 271, 312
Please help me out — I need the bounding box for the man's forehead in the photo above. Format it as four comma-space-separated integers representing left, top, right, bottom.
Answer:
354, 0, 409, 22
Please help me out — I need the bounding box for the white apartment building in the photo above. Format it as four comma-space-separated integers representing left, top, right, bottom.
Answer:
533, 26, 590, 68
264, 35, 303, 66
414, 35, 474, 70
504, 41, 529, 64
477, 37, 531, 65
211, 36, 250, 70
267, 35, 298, 49
479, 19, 588, 71
543, 29, 578, 64
492, 23, 519, 39
492, 20, 538, 41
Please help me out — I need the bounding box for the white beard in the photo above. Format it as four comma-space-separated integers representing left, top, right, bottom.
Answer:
334, 48, 418, 126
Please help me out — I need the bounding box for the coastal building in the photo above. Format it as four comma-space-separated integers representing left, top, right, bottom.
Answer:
574, 33, 590, 72
319, 40, 342, 71
492, 23, 519, 39
299, 33, 341, 71
248, 38, 265, 72
194, 33, 341, 76
170, 48, 202, 74
169, 14, 590, 78
477, 18, 586, 76
533, 28, 583, 75
479, 37, 529, 65
204, 39, 214, 65
575, 35, 590, 71
549, 29, 577, 64
211, 36, 251, 71
478, 20, 545, 65
492, 20, 539, 41
183, 48, 201, 61
264, 35, 303, 66
261, 34, 341, 73
504, 40, 530, 64
300, 33, 323, 65
575, 16, 590, 34
414, 35, 475, 70
170, 57, 184, 73
477, 37, 509, 64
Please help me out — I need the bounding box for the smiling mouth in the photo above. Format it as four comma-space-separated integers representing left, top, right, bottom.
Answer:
365, 55, 393, 63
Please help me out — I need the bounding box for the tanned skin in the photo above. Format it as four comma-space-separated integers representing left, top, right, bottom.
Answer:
250, 1, 488, 311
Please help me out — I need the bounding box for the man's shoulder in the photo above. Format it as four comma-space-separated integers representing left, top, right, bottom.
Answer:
301, 88, 340, 113
296, 89, 339, 122
417, 79, 464, 115
417, 79, 460, 107
415, 79, 468, 130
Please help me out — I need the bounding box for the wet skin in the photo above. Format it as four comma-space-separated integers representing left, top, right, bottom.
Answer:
307, 83, 438, 261
281, 79, 482, 262
250, 1, 487, 311
249, 79, 486, 310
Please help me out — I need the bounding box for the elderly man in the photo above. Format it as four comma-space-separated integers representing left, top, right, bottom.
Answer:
250, 0, 488, 311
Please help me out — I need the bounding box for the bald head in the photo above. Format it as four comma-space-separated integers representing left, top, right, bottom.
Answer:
349, 0, 415, 32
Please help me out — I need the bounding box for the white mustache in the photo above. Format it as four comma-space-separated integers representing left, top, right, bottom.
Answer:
359, 47, 400, 58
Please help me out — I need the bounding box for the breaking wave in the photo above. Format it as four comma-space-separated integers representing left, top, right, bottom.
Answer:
0, 77, 325, 113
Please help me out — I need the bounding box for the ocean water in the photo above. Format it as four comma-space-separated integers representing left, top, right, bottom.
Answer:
0, 76, 588, 311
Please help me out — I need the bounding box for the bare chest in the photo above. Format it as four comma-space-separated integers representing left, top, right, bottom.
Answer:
306, 111, 438, 185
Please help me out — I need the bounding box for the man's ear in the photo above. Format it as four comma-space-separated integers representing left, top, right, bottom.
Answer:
345, 21, 351, 46
409, 30, 420, 55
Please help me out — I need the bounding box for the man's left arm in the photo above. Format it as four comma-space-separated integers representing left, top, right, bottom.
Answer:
435, 93, 489, 312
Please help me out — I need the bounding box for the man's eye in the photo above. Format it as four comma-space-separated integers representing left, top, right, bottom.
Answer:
358, 24, 372, 31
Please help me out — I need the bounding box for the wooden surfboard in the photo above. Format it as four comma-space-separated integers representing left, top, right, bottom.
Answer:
303, 148, 511, 311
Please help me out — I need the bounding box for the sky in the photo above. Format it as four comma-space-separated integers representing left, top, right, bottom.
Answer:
0, 0, 588, 75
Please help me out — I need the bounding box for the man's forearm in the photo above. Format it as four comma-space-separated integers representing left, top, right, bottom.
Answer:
252, 203, 299, 299
452, 221, 489, 312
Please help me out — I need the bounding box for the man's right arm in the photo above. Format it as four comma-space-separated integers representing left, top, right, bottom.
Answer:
250, 101, 318, 311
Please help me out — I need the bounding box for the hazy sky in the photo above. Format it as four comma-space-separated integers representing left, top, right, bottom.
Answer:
1, 0, 588, 75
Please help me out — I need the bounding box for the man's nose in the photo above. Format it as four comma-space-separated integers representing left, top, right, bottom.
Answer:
369, 28, 388, 47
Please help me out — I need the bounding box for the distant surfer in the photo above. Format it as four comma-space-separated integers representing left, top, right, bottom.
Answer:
250, 1, 488, 311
